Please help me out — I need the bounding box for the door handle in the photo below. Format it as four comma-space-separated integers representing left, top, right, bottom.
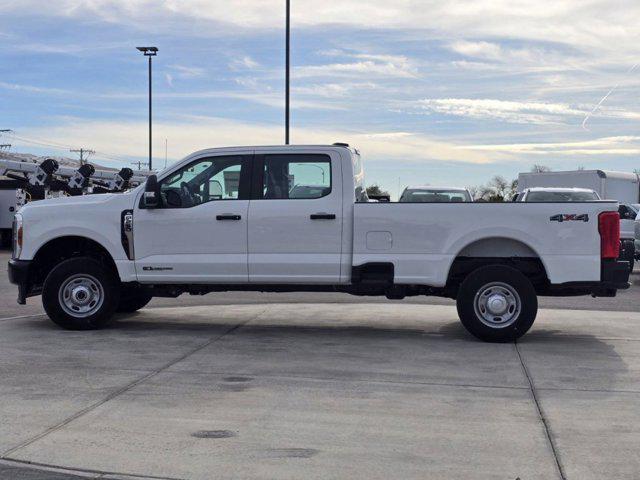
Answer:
216, 214, 242, 221
310, 213, 336, 220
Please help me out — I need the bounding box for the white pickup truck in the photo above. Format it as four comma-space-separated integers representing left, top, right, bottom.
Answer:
8, 144, 630, 341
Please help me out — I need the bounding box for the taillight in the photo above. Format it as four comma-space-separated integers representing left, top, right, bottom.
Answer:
598, 211, 620, 259
12, 213, 23, 259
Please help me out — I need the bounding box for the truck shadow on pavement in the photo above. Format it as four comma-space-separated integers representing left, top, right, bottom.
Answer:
107, 312, 630, 394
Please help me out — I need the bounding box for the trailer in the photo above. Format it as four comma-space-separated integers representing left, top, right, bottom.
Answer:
0, 156, 152, 246
517, 170, 640, 203
0, 179, 20, 247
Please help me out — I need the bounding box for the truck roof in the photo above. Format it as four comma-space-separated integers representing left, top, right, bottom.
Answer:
524, 187, 597, 193
519, 170, 639, 181
186, 144, 356, 155
404, 186, 469, 191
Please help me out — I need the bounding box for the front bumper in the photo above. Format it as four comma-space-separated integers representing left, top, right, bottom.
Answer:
8, 259, 32, 305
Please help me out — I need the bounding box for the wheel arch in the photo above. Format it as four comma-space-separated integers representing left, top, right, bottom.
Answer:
446, 236, 550, 295
29, 235, 120, 290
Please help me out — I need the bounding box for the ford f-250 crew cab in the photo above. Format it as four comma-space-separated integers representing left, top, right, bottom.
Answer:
8, 144, 631, 341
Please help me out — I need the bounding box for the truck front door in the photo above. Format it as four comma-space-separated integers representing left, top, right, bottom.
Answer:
134, 153, 252, 282
247, 151, 343, 283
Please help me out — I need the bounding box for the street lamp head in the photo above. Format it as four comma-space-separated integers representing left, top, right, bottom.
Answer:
136, 46, 158, 56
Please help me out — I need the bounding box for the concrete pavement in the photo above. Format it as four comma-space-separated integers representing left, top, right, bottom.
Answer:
1, 304, 639, 479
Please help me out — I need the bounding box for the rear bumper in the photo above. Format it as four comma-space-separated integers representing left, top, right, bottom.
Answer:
600, 259, 631, 290
544, 259, 630, 297
7, 259, 31, 305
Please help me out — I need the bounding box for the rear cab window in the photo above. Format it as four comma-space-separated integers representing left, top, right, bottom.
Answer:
400, 189, 472, 203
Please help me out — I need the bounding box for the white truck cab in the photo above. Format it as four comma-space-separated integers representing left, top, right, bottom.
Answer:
399, 186, 473, 203
8, 145, 631, 342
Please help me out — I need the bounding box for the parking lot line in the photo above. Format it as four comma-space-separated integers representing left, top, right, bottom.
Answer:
516, 341, 566, 480
0, 314, 45, 322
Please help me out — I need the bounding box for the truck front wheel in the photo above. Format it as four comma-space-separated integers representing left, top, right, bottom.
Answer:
42, 257, 120, 330
456, 265, 537, 342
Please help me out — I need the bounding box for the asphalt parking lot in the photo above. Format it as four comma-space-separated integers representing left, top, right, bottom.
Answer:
1, 249, 639, 479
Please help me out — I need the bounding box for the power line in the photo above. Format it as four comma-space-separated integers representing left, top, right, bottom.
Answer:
131, 160, 148, 170
8, 133, 131, 165
70, 148, 95, 165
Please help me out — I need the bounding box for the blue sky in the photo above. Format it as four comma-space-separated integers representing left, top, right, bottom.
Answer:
1, 0, 639, 197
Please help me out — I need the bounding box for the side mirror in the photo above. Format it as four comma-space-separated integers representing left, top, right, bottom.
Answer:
143, 175, 161, 208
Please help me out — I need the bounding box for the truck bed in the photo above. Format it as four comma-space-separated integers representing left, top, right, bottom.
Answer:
353, 201, 618, 286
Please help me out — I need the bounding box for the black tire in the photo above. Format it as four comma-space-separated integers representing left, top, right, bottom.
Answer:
456, 265, 538, 342
0, 229, 11, 249
117, 287, 152, 313
42, 257, 120, 330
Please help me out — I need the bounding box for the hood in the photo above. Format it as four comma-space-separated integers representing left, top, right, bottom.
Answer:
19, 190, 136, 216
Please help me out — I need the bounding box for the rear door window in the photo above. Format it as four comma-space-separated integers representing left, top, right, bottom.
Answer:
260, 154, 331, 200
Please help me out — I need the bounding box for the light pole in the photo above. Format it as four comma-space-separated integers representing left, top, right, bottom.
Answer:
136, 46, 158, 170
285, 0, 290, 145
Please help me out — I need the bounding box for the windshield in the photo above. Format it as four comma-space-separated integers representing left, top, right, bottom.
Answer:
525, 191, 599, 202
400, 189, 472, 203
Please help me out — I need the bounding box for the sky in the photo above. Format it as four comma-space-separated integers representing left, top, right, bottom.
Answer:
1, 0, 640, 198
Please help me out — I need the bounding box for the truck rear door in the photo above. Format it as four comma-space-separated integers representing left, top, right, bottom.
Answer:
247, 150, 342, 283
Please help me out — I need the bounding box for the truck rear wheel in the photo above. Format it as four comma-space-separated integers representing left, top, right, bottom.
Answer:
42, 257, 120, 330
456, 265, 537, 342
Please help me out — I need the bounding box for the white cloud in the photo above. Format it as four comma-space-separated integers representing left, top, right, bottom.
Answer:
5, 0, 640, 58
229, 56, 260, 70
459, 136, 640, 156
295, 82, 378, 98
416, 98, 640, 126
296, 59, 416, 79
167, 64, 206, 78
20, 116, 498, 165
0, 81, 71, 95
296, 50, 417, 79
417, 98, 587, 124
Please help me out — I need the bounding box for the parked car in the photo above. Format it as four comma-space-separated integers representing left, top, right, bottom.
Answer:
516, 187, 600, 202
399, 186, 472, 202
8, 144, 630, 342
518, 169, 640, 204
635, 208, 640, 261
618, 204, 637, 272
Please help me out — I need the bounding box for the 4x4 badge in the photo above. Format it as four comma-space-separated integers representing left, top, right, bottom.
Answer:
550, 214, 589, 223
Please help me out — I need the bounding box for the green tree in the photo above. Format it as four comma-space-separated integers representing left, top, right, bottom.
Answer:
366, 184, 389, 197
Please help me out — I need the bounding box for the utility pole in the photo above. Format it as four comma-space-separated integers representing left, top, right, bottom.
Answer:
0, 130, 13, 155
136, 46, 158, 171
285, 0, 290, 145
131, 160, 146, 171
70, 148, 95, 165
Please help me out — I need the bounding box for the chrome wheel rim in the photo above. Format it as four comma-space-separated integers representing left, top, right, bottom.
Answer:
58, 274, 104, 318
474, 282, 521, 328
